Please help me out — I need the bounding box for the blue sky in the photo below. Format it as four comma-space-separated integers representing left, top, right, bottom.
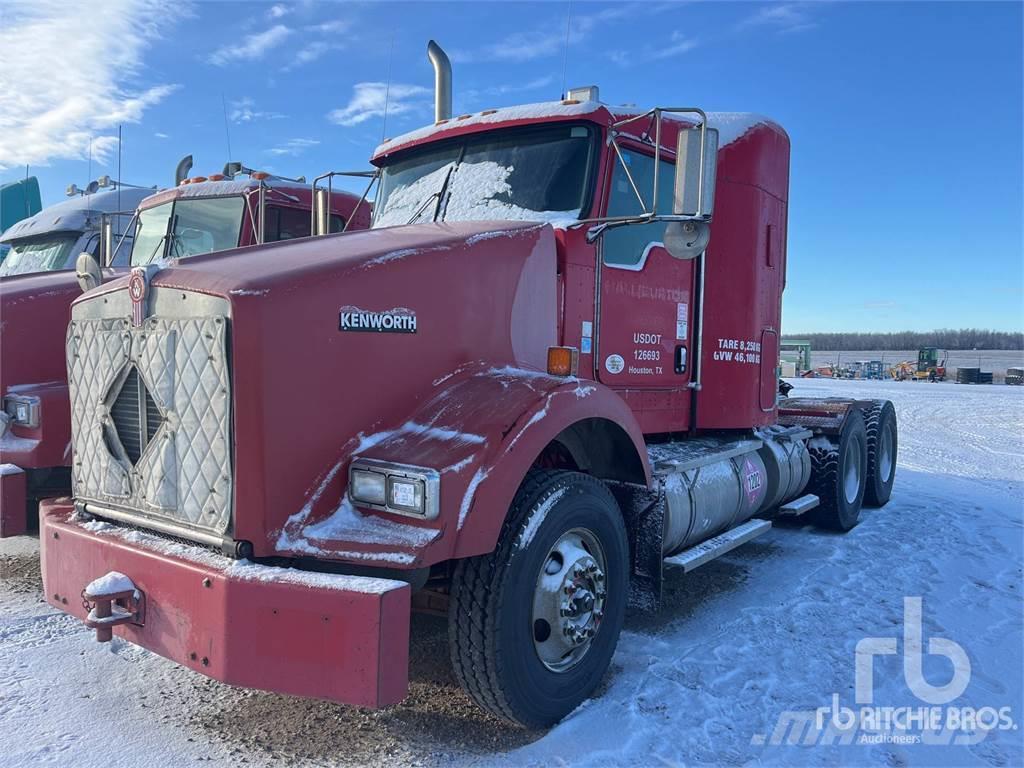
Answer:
1, 1, 1020, 332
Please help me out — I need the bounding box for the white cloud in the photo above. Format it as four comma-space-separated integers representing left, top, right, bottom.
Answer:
154, 132, 169, 139
306, 19, 350, 34
327, 82, 431, 127
228, 97, 286, 123
282, 40, 341, 71
266, 138, 320, 157
208, 25, 293, 66
267, 3, 290, 19
453, 5, 639, 63
0, 0, 185, 170
739, 3, 818, 34
649, 31, 699, 60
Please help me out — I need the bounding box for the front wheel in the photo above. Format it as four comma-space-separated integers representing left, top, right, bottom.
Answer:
448, 469, 629, 728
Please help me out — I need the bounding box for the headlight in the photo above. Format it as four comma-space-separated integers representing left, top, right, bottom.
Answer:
3, 395, 40, 429
349, 459, 440, 520
351, 469, 387, 506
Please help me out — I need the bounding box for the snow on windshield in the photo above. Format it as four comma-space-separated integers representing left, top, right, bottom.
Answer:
373, 163, 453, 228
373, 160, 580, 229
444, 161, 579, 225
373, 124, 592, 230
0, 235, 78, 276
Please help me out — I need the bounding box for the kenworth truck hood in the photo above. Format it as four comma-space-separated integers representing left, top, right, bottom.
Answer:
71, 221, 557, 559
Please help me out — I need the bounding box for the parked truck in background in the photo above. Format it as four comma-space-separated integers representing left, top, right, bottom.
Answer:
0, 169, 371, 537
0, 176, 43, 261
37, 42, 898, 729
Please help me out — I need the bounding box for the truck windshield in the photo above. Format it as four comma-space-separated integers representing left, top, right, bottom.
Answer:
373, 124, 595, 228
130, 196, 245, 265
0, 233, 80, 277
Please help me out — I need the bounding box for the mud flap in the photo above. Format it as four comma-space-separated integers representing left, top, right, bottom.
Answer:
609, 481, 665, 613
0, 467, 27, 538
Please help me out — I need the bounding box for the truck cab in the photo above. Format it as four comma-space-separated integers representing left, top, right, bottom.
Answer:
0, 185, 151, 277
128, 174, 371, 266
0, 174, 371, 537
37, 42, 898, 730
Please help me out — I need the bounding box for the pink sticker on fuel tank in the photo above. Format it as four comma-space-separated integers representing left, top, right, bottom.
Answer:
743, 457, 764, 505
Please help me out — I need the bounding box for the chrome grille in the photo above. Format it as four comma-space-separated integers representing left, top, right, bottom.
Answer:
109, 366, 164, 465
67, 290, 234, 539
111, 367, 143, 463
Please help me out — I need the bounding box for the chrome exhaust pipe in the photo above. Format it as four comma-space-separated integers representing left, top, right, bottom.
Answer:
427, 40, 452, 123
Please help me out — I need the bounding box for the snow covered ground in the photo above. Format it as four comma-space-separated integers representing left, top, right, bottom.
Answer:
2, 379, 1022, 767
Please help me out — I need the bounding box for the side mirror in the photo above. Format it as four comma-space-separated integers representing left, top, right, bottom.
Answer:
75, 252, 103, 293
663, 220, 710, 260
673, 126, 719, 218
312, 188, 329, 236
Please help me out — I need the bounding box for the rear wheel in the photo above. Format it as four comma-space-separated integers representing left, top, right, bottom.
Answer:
448, 469, 629, 728
808, 409, 868, 531
863, 400, 898, 507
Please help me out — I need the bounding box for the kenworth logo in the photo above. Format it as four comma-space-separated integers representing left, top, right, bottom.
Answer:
339, 306, 417, 334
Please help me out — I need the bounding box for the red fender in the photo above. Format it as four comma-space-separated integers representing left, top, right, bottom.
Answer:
450, 370, 651, 559
273, 364, 650, 567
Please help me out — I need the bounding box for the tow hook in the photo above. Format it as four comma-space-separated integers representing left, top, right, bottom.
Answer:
82, 572, 146, 643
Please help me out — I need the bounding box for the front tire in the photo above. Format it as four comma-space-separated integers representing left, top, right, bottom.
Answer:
448, 469, 629, 729
808, 409, 868, 531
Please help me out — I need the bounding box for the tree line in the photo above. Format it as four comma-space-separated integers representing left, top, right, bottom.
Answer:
784, 329, 1024, 351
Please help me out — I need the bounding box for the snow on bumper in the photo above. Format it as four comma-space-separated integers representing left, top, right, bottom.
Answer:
40, 500, 412, 708
0, 464, 27, 537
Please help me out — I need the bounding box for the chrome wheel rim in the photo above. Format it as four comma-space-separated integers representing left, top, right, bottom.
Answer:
844, 440, 863, 505
532, 527, 607, 673
878, 423, 894, 484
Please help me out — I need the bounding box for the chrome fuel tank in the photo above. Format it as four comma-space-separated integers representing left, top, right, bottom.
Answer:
650, 430, 811, 556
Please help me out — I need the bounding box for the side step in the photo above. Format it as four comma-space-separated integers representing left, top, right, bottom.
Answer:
665, 519, 772, 573
778, 493, 820, 517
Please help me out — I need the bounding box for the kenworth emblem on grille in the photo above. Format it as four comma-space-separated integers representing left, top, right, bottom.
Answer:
128, 267, 148, 327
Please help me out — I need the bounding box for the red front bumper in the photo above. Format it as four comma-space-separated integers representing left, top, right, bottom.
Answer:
40, 501, 412, 708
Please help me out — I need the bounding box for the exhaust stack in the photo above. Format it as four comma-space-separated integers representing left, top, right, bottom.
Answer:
427, 40, 452, 123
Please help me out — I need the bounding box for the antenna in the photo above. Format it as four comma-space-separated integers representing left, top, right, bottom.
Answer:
560, 0, 574, 98
117, 125, 122, 218
222, 93, 234, 160
381, 30, 396, 141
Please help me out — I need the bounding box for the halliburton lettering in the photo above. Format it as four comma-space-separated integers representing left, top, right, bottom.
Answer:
339, 308, 418, 334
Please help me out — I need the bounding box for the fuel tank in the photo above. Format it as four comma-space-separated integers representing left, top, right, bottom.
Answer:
652, 430, 811, 556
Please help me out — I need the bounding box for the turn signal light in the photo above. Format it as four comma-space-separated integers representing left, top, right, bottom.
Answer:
189, 176, 208, 184
251, 171, 269, 180
547, 346, 579, 376
208, 173, 225, 181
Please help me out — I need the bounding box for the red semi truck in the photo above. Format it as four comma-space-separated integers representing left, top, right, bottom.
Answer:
37, 43, 898, 728
0, 170, 370, 537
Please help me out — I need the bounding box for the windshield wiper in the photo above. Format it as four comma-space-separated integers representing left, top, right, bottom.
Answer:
433, 164, 455, 222
143, 233, 169, 265
402, 164, 456, 226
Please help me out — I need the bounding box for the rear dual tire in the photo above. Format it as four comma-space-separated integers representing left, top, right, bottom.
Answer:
808, 410, 868, 531
863, 400, 897, 507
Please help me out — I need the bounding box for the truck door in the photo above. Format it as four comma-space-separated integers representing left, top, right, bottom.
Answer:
596, 146, 695, 431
